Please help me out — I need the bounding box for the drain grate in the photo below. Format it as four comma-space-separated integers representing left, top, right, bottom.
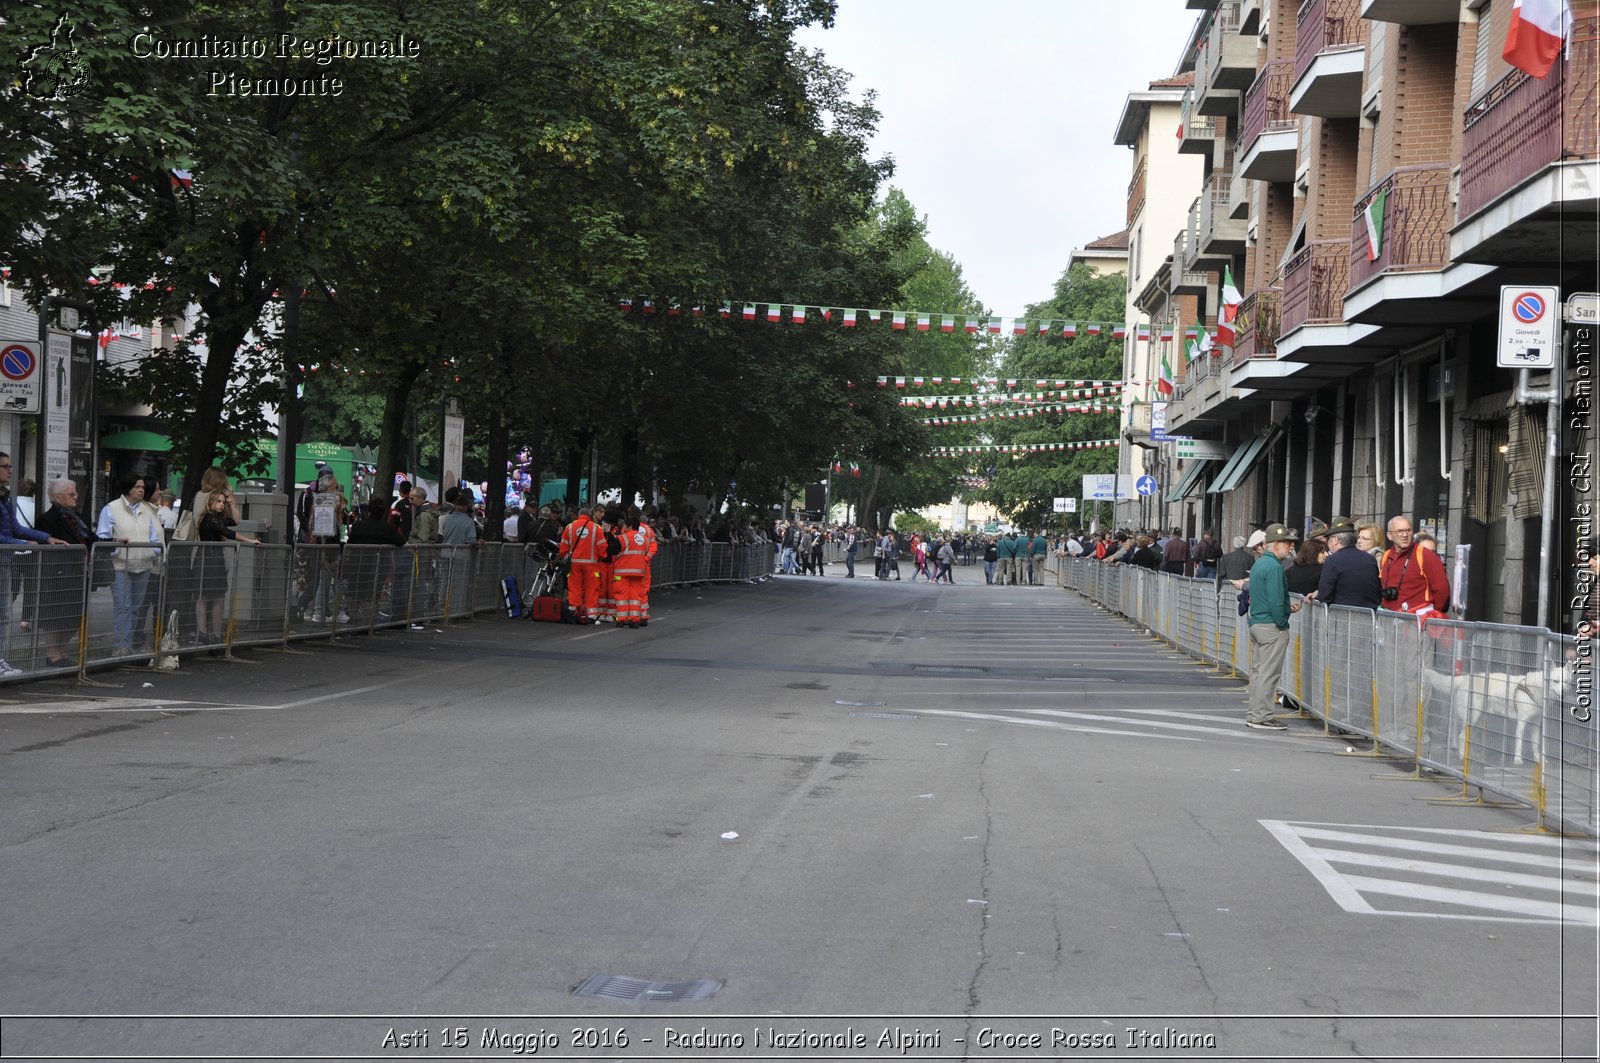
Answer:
835, 699, 886, 707
572, 975, 722, 1002
911, 664, 986, 674
849, 711, 919, 720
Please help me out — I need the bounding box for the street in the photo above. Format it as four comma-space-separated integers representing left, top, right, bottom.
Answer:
1, 572, 1595, 1061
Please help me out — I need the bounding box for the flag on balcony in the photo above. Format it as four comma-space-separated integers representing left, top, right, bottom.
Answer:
1504, 0, 1570, 79
1363, 187, 1390, 261
1157, 351, 1175, 396
1217, 267, 1243, 346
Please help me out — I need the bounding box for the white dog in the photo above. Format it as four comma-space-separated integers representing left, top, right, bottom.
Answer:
1422, 664, 1567, 766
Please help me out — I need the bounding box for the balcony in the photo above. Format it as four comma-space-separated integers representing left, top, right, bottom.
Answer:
1231, 288, 1281, 367
1195, 1, 1254, 114
1238, 59, 1298, 182
1197, 170, 1247, 257
1290, 0, 1367, 118
1348, 165, 1452, 292
1280, 240, 1348, 334
1127, 155, 1147, 224
1173, 197, 1203, 272
1360, 0, 1457, 24
1455, 28, 1600, 265
1227, 168, 1250, 219
1178, 109, 1219, 155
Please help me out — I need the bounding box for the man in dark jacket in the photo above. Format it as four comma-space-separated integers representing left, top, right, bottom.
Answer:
1161, 527, 1188, 575
348, 497, 411, 626
1216, 533, 1256, 587
1317, 519, 1382, 608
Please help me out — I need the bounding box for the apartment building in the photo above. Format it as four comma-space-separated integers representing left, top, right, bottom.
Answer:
1113, 72, 1206, 528
1111, 0, 1596, 627
1068, 230, 1132, 278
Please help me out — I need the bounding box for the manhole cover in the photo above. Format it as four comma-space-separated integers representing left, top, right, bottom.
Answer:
849, 711, 919, 720
572, 975, 722, 1002
835, 699, 886, 707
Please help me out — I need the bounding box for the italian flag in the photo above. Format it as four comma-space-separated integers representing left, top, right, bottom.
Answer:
849, 462, 861, 478
1061, 321, 1077, 338
1157, 351, 1175, 396
892, 311, 906, 330
987, 318, 1003, 334
1217, 266, 1243, 346
791, 305, 806, 324
1504, 0, 1569, 79
1013, 320, 1028, 335
766, 304, 781, 323
742, 304, 756, 321
1038, 319, 1052, 335
1112, 324, 1127, 339
1136, 325, 1151, 342
1363, 187, 1389, 261
1086, 322, 1102, 336
942, 315, 956, 332
1159, 326, 1174, 341
916, 314, 931, 332
842, 309, 857, 327
965, 317, 980, 333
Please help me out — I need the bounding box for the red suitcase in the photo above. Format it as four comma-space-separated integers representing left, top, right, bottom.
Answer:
529, 595, 563, 623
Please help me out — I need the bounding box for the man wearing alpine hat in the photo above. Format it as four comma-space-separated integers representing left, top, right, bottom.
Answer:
1245, 523, 1303, 730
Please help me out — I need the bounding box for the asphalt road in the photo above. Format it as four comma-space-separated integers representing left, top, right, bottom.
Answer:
1, 567, 1595, 1062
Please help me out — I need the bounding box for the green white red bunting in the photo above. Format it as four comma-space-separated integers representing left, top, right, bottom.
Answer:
619, 298, 1153, 339
928, 439, 1122, 455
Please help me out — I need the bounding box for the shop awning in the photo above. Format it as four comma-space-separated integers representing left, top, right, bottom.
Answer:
1163, 459, 1215, 503
1207, 427, 1281, 494
100, 430, 171, 452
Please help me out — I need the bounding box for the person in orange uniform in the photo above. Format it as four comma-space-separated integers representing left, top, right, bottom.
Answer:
612, 506, 660, 628
558, 504, 611, 624
592, 504, 621, 624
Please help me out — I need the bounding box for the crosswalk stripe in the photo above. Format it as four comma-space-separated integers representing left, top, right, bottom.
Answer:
1262, 819, 1600, 924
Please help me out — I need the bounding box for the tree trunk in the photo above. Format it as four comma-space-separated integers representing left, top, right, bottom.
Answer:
564, 442, 585, 509
376, 361, 424, 505
484, 403, 508, 540
617, 424, 641, 512
858, 463, 883, 532
526, 406, 544, 510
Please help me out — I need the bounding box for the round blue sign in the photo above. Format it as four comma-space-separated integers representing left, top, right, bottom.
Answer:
0, 344, 35, 382
1512, 292, 1547, 324
1136, 475, 1158, 496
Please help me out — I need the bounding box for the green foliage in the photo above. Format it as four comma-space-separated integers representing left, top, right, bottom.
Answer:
971, 264, 1127, 527
891, 511, 940, 537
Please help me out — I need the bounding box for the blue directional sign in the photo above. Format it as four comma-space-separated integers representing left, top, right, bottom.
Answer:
1136, 475, 1158, 496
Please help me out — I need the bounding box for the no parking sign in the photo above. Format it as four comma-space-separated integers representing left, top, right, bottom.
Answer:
0, 342, 42, 413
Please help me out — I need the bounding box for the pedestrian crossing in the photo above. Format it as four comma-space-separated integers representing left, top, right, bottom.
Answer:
1261, 820, 1600, 925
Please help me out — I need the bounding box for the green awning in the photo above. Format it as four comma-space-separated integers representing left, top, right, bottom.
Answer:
1208, 428, 1280, 495
1164, 459, 1215, 503
100, 430, 171, 452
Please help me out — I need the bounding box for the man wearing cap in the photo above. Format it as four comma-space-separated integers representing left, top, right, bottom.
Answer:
1318, 518, 1382, 609
1245, 523, 1303, 730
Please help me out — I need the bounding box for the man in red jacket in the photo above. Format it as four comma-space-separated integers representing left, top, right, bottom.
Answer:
1379, 515, 1450, 619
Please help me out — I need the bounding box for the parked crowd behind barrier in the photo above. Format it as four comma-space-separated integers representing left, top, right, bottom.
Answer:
1045, 555, 1594, 838
0, 540, 774, 682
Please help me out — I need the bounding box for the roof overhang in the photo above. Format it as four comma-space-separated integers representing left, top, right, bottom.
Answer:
1114, 90, 1188, 146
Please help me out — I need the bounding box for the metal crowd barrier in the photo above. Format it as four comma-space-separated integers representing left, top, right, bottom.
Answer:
1058, 558, 1596, 837
0, 539, 775, 686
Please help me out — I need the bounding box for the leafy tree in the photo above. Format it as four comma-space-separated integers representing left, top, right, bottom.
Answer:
969, 263, 1126, 528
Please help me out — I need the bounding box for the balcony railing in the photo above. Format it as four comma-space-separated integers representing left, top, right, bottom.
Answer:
1128, 155, 1147, 223
1280, 241, 1348, 334
1349, 164, 1452, 289
1199, 1, 1246, 90
1197, 170, 1238, 253
1460, 20, 1599, 220
1241, 59, 1296, 155
1232, 288, 1281, 367
1294, 0, 1365, 88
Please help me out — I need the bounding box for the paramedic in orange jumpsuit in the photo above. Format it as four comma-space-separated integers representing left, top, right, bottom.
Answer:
558, 504, 608, 623
612, 508, 659, 627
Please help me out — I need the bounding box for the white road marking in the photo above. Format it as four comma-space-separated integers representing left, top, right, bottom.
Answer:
1262, 819, 1600, 924
907, 707, 1197, 741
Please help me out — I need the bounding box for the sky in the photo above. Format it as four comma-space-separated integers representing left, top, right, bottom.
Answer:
794, 0, 1198, 317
